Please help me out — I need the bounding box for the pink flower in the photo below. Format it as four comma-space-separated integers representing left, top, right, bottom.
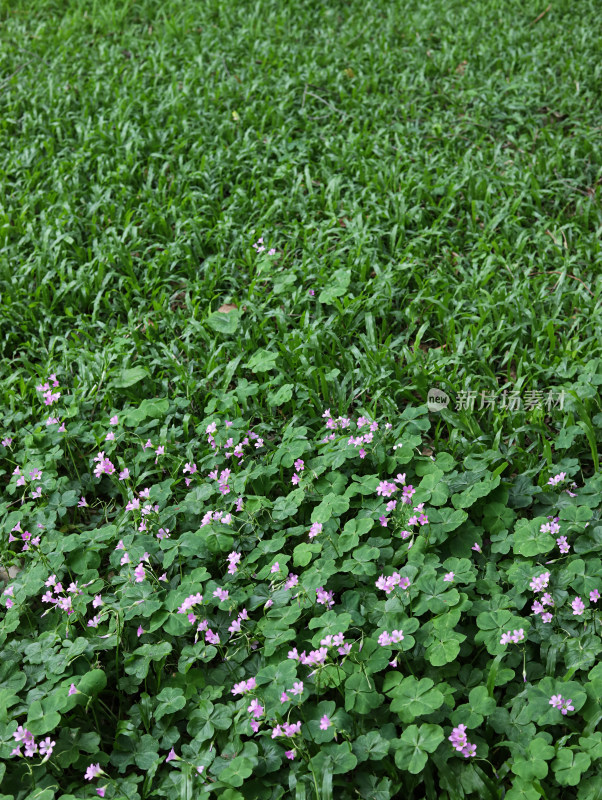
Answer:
316, 587, 334, 607
110, 416, 118, 425
84, 763, 103, 781
24, 740, 38, 757
68, 683, 78, 696
379, 516, 388, 527
119, 468, 130, 480
449, 723, 477, 757
572, 597, 585, 615
472, 542, 482, 553
376, 481, 397, 497
271, 562, 280, 574
165, 748, 177, 763
557, 536, 570, 554
541, 612, 553, 623
290, 681, 304, 696
561, 698, 574, 715
443, 572, 454, 582
285, 749, 295, 760
97, 789, 106, 798
549, 694, 563, 709
213, 587, 229, 603
39, 737, 55, 757
590, 590, 600, 603
319, 715, 332, 730
105, 431, 115, 441
529, 572, 550, 592
13, 725, 32, 743
78, 496, 88, 507
285, 573, 298, 590
248, 698, 264, 718
134, 564, 146, 583
137, 626, 144, 637
309, 522, 322, 540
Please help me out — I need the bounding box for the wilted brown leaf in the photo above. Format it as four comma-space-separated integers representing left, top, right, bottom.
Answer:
218, 304, 238, 313
455, 61, 468, 74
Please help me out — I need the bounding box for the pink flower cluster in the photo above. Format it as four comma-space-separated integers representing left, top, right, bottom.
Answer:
36, 374, 60, 407
407, 502, 428, 525
449, 724, 476, 758
572, 597, 585, 615
529, 571, 550, 592
288, 646, 329, 666
177, 592, 203, 615
3, 584, 14, 609
320, 633, 352, 656
13, 466, 44, 489
232, 677, 257, 696
549, 694, 574, 714
375, 573, 411, 594
540, 518, 560, 536
228, 608, 249, 636
529, 571, 554, 623
308, 522, 322, 540
12, 725, 55, 760
8, 520, 42, 551
252, 236, 276, 256
548, 472, 566, 486
316, 586, 334, 608
291, 458, 305, 485
285, 573, 299, 590
378, 630, 404, 646
272, 720, 302, 738
93, 451, 116, 478
500, 628, 525, 645
227, 551, 242, 574
41, 574, 84, 615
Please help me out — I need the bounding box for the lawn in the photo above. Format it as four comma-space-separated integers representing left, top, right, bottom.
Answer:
1, 0, 601, 798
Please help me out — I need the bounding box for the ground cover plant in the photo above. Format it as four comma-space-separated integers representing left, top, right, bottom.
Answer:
1, 0, 602, 798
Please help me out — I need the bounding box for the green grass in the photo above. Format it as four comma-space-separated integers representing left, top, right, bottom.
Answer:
2, 0, 602, 467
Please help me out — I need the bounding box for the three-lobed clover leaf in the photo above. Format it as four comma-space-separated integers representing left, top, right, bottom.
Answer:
392, 723, 444, 774
384, 675, 445, 723
510, 735, 555, 780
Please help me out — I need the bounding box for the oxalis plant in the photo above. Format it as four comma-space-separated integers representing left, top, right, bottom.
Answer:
0, 372, 601, 800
